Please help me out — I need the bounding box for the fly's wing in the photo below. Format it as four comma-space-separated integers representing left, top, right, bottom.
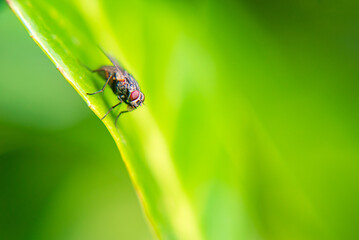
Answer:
105, 53, 125, 73
98, 46, 141, 89
97, 46, 125, 72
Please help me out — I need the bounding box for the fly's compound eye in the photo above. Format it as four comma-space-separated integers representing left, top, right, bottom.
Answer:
130, 90, 140, 101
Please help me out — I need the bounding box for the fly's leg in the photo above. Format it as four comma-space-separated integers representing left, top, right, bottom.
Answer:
87, 73, 113, 95
115, 110, 129, 128
101, 101, 122, 120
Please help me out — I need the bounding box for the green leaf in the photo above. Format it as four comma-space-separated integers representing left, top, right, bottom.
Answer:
8, 0, 359, 239
8, 0, 206, 238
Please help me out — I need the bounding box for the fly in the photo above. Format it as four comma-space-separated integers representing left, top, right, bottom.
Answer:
87, 53, 145, 126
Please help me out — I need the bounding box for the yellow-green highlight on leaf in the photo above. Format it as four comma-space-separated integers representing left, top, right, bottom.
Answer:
8, 0, 203, 239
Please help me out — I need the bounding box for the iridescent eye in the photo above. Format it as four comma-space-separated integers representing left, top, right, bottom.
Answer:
130, 90, 140, 101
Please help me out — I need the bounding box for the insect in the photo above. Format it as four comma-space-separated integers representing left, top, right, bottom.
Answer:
87, 53, 145, 126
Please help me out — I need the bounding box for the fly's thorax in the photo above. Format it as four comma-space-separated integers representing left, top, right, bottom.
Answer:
114, 79, 132, 98
126, 74, 144, 108
111, 70, 144, 108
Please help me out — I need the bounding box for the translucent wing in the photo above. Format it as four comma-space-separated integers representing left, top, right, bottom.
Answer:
97, 46, 125, 72
105, 53, 125, 72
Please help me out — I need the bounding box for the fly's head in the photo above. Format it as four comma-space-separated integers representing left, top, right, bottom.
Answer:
124, 74, 145, 109
128, 90, 145, 109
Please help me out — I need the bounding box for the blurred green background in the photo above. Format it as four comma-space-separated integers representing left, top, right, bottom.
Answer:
0, 6, 153, 240
2, 0, 359, 239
